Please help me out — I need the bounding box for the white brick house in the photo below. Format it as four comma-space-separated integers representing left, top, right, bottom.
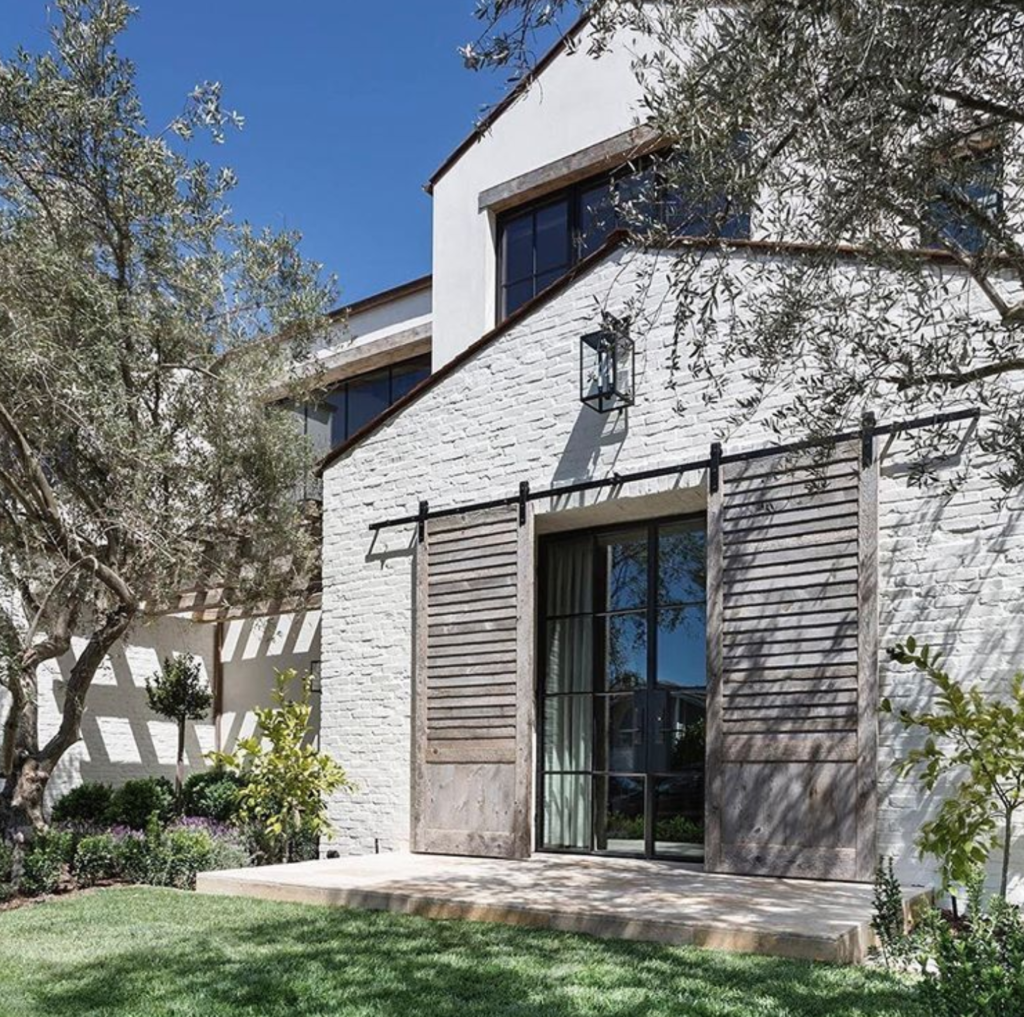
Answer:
314, 12, 1023, 899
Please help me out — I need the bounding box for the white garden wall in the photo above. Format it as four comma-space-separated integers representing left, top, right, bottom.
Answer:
0, 609, 321, 809
321, 244, 1024, 900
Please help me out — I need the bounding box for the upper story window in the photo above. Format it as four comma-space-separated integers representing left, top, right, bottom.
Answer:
297, 353, 431, 464
922, 141, 1003, 255
497, 158, 751, 321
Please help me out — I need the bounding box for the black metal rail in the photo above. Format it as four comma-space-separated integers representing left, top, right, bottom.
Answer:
368, 406, 980, 535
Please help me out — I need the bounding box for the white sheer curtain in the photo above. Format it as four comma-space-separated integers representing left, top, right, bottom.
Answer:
544, 540, 593, 849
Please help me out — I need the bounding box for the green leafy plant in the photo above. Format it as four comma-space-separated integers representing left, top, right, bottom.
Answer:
870, 857, 911, 968
0, 838, 15, 902
51, 782, 114, 826
107, 778, 175, 831
18, 830, 73, 897
884, 637, 1024, 898
181, 769, 244, 823
915, 886, 1024, 1016
209, 670, 352, 863
146, 655, 213, 798
73, 833, 121, 888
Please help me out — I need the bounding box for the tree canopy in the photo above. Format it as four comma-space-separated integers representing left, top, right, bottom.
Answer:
0, 0, 332, 829
469, 0, 1024, 486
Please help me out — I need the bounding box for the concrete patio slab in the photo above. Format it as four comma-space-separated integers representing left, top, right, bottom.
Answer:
196, 852, 930, 964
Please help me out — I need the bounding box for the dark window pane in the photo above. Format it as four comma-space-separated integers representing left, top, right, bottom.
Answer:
599, 530, 648, 611
659, 523, 706, 606
577, 181, 616, 257
535, 268, 564, 293
390, 358, 430, 402
321, 387, 347, 446
613, 165, 657, 229
924, 151, 1001, 254
543, 773, 591, 850
650, 687, 706, 772
346, 371, 389, 435
601, 613, 647, 691
656, 606, 706, 689
546, 617, 593, 694
503, 279, 534, 318
544, 694, 592, 772
596, 692, 645, 773
594, 774, 645, 854
654, 775, 704, 861
502, 213, 534, 284
534, 199, 571, 275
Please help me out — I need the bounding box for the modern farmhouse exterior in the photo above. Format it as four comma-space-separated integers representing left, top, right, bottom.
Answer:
315, 13, 1024, 898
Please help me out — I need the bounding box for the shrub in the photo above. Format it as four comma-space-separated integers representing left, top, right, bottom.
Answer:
181, 769, 243, 823
209, 670, 352, 864
18, 830, 74, 897
107, 777, 175, 830
73, 833, 121, 888
112, 828, 150, 884
51, 782, 114, 825
917, 896, 1024, 1016
869, 857, 913, 967
0, 839, 15, 903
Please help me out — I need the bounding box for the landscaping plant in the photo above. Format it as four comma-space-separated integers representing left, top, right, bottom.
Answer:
0, 0, 330, 837
145, 654, 213, 797
106, 778, 176, 831
210, 670, 352, 863
50, 782, 114, 826
884, 638, 1024, 898
180, 769, 244, 824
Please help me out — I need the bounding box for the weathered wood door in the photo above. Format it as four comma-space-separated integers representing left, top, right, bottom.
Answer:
705, 439, 878, 881
411, 505, 534, 858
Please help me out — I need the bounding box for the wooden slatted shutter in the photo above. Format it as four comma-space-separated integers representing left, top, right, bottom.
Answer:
411, 505, 534, 858
705, 438, 878, 881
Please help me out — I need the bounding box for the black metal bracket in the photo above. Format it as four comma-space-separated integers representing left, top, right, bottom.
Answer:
417, 500, 429, 544
861, 411, 877, 468
518, 481, 530, 526
709, 442, 722, 495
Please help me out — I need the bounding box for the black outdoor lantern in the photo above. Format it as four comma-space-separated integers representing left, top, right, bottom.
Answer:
579, 315, 635, 413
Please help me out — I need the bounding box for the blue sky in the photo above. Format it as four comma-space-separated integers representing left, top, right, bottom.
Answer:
0, 2, 564, 307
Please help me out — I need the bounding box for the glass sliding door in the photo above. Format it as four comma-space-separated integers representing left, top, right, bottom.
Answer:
538, 517, 707, 861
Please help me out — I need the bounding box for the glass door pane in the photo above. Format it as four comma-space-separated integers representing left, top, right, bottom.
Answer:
539, 517, 707, 863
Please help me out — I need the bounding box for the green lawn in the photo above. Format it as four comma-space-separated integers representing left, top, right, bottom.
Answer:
0, 888, 920, 1017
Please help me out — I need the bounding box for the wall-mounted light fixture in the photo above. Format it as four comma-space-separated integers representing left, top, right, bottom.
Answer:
580, 315, 635, 413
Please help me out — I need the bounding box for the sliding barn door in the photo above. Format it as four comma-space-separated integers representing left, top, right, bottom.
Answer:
705, 439, 878, 881
411, 505, 534, 858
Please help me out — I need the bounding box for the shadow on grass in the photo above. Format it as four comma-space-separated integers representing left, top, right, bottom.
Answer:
17, 890, 922, 1017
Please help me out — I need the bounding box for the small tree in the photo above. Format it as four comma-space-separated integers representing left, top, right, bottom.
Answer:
146, 654, 213, 798
884, 637, 1024, 899
209, 670, 351, 863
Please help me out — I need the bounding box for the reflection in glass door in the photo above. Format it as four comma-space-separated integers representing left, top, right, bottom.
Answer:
539, 517, 707, 861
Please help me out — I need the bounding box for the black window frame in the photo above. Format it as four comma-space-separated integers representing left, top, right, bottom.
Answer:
496, 154, 752, 322
535, 512, 709, 863
307, 352, 432, 448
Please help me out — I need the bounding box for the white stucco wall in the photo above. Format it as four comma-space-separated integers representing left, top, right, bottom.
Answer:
321, 244, 1024, 901
219, 611, 322, 752
318, 285, 432, 363
430, 18, 651, 367
0, 609, 321, 809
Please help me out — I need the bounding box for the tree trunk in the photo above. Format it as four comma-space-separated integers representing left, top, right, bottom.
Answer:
0, 756, 49, 841
1000, 806, 1014, 900
176, 718, 186, 799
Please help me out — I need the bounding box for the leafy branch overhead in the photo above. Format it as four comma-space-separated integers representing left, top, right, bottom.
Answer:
471, 1, 1024, 488
0, 0, 334, 831
884, 636, 1024, 899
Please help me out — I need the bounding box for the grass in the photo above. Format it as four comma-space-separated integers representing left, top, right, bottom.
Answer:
0, 887, 921, 1017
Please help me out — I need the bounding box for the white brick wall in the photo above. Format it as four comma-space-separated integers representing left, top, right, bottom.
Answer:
321, 245, 1023, 899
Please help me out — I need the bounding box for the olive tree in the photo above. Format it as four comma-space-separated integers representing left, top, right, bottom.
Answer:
468, 1, 1024, 486
0, 0, 332, 835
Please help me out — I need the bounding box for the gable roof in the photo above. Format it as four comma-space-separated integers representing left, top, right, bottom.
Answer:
315, 232, 981, 477
316, 227, 630, 475
424, 8, 595, 195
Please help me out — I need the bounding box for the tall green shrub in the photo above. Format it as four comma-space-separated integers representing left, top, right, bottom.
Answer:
884, 637, 1024, 898
146, 655, 213, 798
209, 670, 352, 863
